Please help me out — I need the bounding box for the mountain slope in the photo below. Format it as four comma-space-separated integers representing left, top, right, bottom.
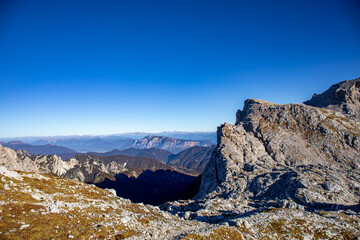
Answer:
92, 147, 172, 163
2, 164, 358, 239
0, 166, 218, 239
167, 145, 216, 175
130, 135, 211, 153
3, 141, 77, 156
158, 132, 217, 142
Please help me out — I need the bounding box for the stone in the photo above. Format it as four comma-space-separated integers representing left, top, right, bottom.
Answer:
322, 182, 342, 193
184, 211, 191, 220
243, 220, 251, 229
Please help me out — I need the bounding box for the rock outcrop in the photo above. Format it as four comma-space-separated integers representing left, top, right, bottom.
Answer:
304, 77, 360, 121
198, 97, 360, 208
162, 78, 360, 239
0, 145, 72, 176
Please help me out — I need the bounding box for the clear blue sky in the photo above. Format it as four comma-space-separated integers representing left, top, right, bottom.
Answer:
1, 0, 360, 137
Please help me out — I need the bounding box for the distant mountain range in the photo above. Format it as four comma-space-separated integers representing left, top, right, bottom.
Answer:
0, 131, 216, 150
2, 141, 77, 156
1, 134, 216, 153
32, 137, 134, 153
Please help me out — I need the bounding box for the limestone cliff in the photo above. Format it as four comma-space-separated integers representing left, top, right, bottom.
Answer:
197, 96, 360, 210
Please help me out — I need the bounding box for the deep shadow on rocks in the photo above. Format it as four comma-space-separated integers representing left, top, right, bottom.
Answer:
95, 169, 198, 205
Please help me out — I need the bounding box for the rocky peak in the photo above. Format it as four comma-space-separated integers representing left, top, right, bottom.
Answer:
157, 79, 360, 239
197, 81, 360, 211
304, 77, 360, 121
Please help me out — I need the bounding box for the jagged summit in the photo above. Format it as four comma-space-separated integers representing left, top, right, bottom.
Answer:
304, 77, 360, 121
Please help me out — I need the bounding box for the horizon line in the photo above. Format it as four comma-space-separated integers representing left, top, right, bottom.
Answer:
0, 130, 217, 139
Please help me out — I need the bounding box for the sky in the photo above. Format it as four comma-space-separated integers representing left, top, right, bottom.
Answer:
0, 0, 360, 138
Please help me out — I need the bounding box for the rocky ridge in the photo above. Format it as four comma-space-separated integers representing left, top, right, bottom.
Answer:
131, 135, 212, 154
0, 146, 173, 182
0, 146, 199, 205
0, 146, 72, 176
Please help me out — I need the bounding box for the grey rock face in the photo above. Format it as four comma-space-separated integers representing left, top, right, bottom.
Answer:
197, 97, 360, 209
0, 145, 39, 173
0, 145, 72, 176
304, 77, 360, 121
